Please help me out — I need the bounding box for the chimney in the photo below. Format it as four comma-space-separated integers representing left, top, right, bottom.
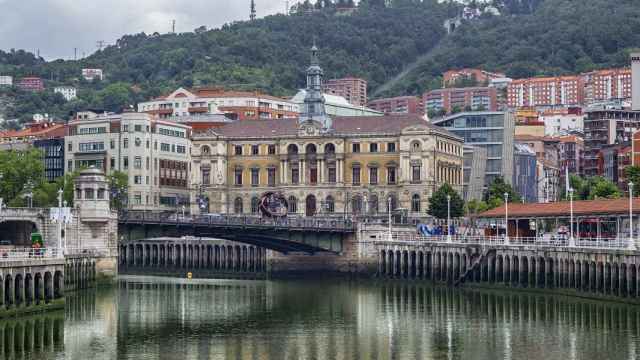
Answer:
632, 52, 640, 111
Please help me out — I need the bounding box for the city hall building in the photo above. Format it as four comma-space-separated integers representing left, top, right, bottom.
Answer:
190, 47, 464, 217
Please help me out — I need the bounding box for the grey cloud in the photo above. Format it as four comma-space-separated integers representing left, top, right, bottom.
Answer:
0, 0, 288, 60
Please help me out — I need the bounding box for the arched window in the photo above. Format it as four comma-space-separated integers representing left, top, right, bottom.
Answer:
325, 196, 335, 213
288, 196, 298, 214
287, 144, 299, 155
201, 145, 210, 155
411, 140, 421, 152
251, 196, 260, 214
411, 194, 421, 213
233, 197, 243, 214
351, 195, 363, 215
324, 143, 335, 155
305, 144, 317, 154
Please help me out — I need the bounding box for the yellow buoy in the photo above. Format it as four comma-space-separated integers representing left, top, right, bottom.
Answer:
187, 272, 192, 279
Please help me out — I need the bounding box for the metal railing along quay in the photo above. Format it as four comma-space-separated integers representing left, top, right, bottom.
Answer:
374, 233, 634, 250
0, 248, 64, 261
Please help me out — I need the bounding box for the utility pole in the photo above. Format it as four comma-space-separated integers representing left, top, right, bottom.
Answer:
250, 0, 257, 20
96, 40, 106, 51
172, 19, 176, 34
74, 48, 77, 61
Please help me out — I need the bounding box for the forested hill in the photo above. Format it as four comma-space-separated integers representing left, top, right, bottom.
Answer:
1, 0, 639, 124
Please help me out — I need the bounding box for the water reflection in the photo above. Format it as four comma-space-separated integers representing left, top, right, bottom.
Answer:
0, 278, 639, 359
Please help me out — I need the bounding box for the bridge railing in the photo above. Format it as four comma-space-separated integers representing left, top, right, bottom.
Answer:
375, 232, 631, 249
119, 211, 355, 231
0, 248, 63, 261
64, 247, 119, 258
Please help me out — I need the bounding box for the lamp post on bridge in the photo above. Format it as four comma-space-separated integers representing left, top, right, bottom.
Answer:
629, 182, 636, 250
569, 187, 575, 247
387, 195, 392, 241
504, 192, 509, 245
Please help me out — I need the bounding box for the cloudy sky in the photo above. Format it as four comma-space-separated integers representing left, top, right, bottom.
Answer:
0, 0, 288, 60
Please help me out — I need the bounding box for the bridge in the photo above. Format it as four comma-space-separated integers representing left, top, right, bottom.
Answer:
118, 211, 355, 254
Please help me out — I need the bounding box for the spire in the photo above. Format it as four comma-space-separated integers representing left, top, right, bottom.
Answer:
299, 44, 332, 131
250, 0, 256, 20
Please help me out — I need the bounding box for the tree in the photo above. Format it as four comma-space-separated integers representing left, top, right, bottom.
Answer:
428, 183, 464, 219
484, 177, 521, 208
625, 166, 640, 188
589, 177, 621, 199
0, 149, 46, 207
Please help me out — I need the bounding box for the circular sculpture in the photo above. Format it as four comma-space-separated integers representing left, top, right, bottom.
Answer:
259, 192, 289, 218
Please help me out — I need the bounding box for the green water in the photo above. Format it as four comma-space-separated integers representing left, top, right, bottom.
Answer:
2, 276, 640, 359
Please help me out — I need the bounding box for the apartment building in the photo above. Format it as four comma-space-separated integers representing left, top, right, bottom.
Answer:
583, 68, 632, 105
442, 68, 505, 87
138, 87, 298, 121
17, 77, 44, 92
0, 76, 12, 86
424, 86, 497, 115
65, 111, 192, 210
82, 68, 103, 81
367, 96, 424, 115
507, 76, 584, 108
54, 86, 77, 101
323, 77, 367, 107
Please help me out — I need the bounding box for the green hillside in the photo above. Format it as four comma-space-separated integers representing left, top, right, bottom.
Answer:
0, 0, 638, 125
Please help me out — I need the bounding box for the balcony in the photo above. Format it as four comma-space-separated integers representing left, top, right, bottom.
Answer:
188, 106, 208, 113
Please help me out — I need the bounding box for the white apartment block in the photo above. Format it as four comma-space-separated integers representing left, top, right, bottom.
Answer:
65, 111, 192, 210
138, 87, 298, 121
0, 76, 12, 86
542, 113, 584, 136
54, 86, 77, 101
82, 68, 104, 81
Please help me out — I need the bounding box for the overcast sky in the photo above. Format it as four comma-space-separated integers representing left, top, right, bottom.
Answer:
0, 0, 289, 60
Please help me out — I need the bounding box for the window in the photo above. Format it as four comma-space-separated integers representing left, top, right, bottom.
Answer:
161, 143, 170, 152
97, 189, 105, 200
251, 197, 260, 214
310, 167, 318, 184
288, 196, 297, 213
268, 145, 276, 155
134, 156, 142, 169
369, 167, 378, 185
234, 145, 243, 156
146, 140, 150, 149
352, 167, 361, 186
411, 194, 421, 213
268, 168, 276, 186
325, 196, 335, 213
110, 157, 115, 170
234, 198, 243, 214
110, 140, 115, 149
68, 142, 72, 151
122, 125, 129, 132
84, 188, 94, 200
202, 169, 210, 185
134, 176, 142, 185
123, 138, 129, 149
201, 145, 210, 155
234, 168, 243, 186
123, 157, 129, 170
328, 166, 336, 183
352, 143, 360, 153
251, 145, 259, 155
78, 142, 104, 152
146, 157, 150, 170
369, 143, 378, 153
291, 167, 299, 184
387, 167, 397, 184
251, 168, 259, 186
134, 125, 142, 132
176, 145, 186, 154
171, 144, 175, 153
68, 160, 73, 172
387, 142, 396, 152
412, 165, 421, 182
411, 141, 421, 152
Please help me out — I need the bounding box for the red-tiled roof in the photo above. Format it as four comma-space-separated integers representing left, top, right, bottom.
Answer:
198, 114, 458, 139
478, 198, 640, 218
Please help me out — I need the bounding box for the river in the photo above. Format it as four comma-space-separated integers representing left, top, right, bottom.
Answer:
1, 276, 639, 359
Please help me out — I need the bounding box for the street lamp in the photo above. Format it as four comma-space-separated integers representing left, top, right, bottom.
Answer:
568, 187, 575, 247
629, 182, 636, 250
387, 195, 393, 241
504, 192, 509, 245
57, 188, 63, 255
181, 205, 186, 221
446, 194, 452, 243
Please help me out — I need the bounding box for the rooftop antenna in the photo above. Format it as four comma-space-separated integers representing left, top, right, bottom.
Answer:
250, 0, 256, 20
74, 48, 77, 61
172, 19, 176, 33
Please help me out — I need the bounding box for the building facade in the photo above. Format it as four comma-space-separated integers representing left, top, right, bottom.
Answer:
367, 96, 425, 115
0, 76, 12, 86
191, 47, 464, 218
323, 77, 367, 107
462, 145, 487, 201
424, 86, 497, 115
291, 90, 382, 117
34, 138, 65, 182
507, 76, 583, 108
583, 68, 632, 105
513, 143, 538, 203
442, 68, 505, 88
432, 111, 515, 188
65, 111, 192, 210
82, 68, 103, 81
541, 109, 584, 136
17, 77, 44, 92
54, 86, 77, 101
139, 87, 297, 121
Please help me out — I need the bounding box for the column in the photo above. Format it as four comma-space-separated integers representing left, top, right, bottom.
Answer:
319, 159, 324, 184
300, 160, 305, 184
